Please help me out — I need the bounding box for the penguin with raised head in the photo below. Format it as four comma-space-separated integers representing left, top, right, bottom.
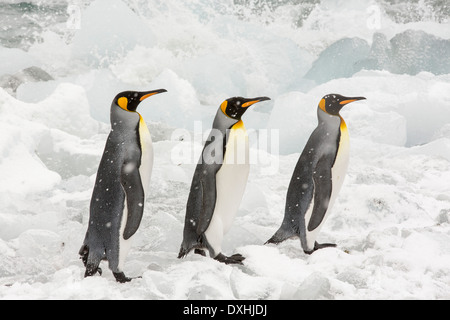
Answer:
266, 94, 366, 254
79, 89, 167, 283
179, 96, 271, 264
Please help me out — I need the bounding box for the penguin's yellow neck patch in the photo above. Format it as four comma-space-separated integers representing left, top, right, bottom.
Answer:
139, 114, 149, 141
340, 116, 348, 132
232, 120, 245, 131
118, 97, 128, 111
319, 99, 327, 113
140, 114, 149, 130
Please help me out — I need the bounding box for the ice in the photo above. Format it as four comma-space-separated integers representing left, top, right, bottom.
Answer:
268, 70, 449, 154
70, 0, 156, 67
0, 48, 38, 76
390, 30, 450, 75
305, 37, 371, 84
182, 54, 246, 106
17, 230, 63, 259
0, 83, 101, 200
0, 99, 60, 197
0, 66, 54, 97
140, 69, 202, 130
362, 29, 450, 76
17, 80, 60, 104
344, 104, 407, 147
267, 91, 317, 155
30, 83, 99, 138
1, 0, 70, 4
355, 32, 392, 71
293, 272, 332, 300
110, 46, 178, 87
0, 0, 449, 301
306, 30, 450, 85
26, 30, 73, 76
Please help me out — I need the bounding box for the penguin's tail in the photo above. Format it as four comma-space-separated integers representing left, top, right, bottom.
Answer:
178, 235, 209, 259
178, 245, 189, 259
79, 244, 103, 277
265, 226, 299, 245
178, 242, 203, 259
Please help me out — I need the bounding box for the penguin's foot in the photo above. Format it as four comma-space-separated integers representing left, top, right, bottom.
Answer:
214, 253, 245, 265
194, 249, 207, 257
113, 272, 142, 283
304, 242, 337, 255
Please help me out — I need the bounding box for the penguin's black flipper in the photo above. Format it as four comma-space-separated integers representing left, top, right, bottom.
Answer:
307, 156, 333, 232
121, 161, 145, 240
196, 176, 218, 235
179, 162, 221, 258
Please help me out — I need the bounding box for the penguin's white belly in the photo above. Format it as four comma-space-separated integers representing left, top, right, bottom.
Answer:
304, 129, 349, 251
330, 129, 350, 198
138, 118, 154, 196
204, 125, 250, 256
118, 201, 131, 271
118, 118, 153, 271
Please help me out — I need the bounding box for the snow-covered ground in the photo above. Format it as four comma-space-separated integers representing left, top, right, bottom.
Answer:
0, 0, 449, 299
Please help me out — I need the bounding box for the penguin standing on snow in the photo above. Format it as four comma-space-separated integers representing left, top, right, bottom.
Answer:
266, 94, 366, 254
179, 96, 271, 264
79, 89, 167, 283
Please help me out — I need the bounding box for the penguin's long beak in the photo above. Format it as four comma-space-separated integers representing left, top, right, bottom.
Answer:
339, 96, 366, 105
242, 96, 271, 108
139, 89, 168, 102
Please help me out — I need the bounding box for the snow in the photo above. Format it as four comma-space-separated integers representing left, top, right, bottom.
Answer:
0, 0, 449, 300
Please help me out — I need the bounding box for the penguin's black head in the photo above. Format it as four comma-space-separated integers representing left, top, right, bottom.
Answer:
319, 94, 366, 116
220, 96, 271, 120
114, 89, 167, 112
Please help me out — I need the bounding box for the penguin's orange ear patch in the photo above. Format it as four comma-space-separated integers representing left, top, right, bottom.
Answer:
118, 97, 128, 111
319, 99, 326, 112
220, 100, 228, 115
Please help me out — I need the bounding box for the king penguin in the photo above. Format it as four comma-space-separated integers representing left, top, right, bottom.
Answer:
79, 89, 167, 283
266, 94, 366, 254
178, 96, 271, 264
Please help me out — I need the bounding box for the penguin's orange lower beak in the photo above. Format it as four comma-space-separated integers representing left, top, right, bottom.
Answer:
339, 97, 366, 105
242, 97, 271, 108
140, 89, 168, 101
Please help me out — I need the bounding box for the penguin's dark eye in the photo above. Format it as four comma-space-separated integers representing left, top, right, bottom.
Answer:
225, 103, 241, 119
